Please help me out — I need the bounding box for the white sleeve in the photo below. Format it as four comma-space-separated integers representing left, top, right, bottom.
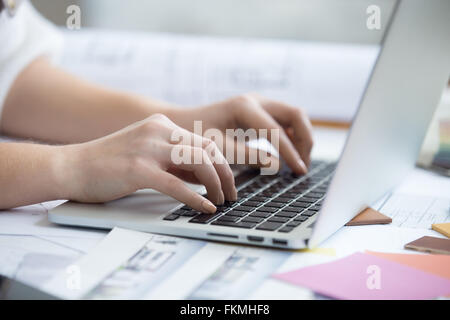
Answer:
0, 1, 63, 120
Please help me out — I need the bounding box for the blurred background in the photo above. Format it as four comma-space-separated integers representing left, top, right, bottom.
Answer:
30, 0, 450, 169
31, 0, 395, 44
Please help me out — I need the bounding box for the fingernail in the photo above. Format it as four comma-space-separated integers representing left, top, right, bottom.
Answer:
219, 191, 225, 205
202, 200, 216, 214
232, 187, 238, 201
298, 159, 308, 174
226, 188, 237, 202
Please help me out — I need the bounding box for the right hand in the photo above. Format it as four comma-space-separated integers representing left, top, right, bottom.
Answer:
58, 114, 237, 213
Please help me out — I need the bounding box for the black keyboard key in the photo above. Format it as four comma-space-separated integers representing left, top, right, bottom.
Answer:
250, 196, 268, 202
282, 207, 301, 213
236, 195, 249, 202
258, 206, 279, 213
301, 210, 317, 217
265, 201, 285, 208
234, 206, 254, 212
291, 201, 310, 208
294, 216, 309, 222
172, 209, 186, 215
258, 176, 276, 184
306, 192, 323, 198
233, 221, 258, 229
256, 221, 283, 231
215, 204, 230, 211
272, 197, 292, 203
217, 215, 240, 222
163, 214, 179, 221
249, 211, 273, 218
260, 190, 276, 196
189, 213, 221, 224
297, 197, 316, 203
211, 220, 257, 229
237, 189, 252, 195
275, 211, 297, 218
241, 216, 264, 224
225, 210, 248, 217
242, 201, 260, 207
279, 226, 294, 233
268, 217, 290, 223
239, 186, 254, 193
283, 192, 299, 198
270, 182, 284, 189
180, 210, 199, 217
297, 180, 312, 187
286, 220, 302, 227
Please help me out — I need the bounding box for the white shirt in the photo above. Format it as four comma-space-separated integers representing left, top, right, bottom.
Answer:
0, 0, 63, 120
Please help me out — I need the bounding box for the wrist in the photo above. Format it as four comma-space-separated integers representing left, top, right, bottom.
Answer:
51, 143, 84, 201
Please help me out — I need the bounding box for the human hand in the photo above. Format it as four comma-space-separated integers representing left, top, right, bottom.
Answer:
168, 94, 314, 174
58, 114, 237, 213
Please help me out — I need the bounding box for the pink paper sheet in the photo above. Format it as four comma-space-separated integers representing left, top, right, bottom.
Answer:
273, 252, 450, 300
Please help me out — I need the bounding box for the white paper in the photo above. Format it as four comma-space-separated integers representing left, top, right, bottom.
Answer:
144, 243, 235, 300
321, 224, 445, 257
43, 227, 152, 299
36, 235, 103, 254
60, 30, 379, 122
46, 227, 235, 300
86, 232, 207, 300
0, 234, 80, 289
187, 246, 291, 300
0, 200, 107, 240
370, 168, 450, 229
377, 193, 450, 229
393, 167, 450, 199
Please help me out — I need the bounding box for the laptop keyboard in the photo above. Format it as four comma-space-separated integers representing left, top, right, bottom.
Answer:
164, 160, 336, 233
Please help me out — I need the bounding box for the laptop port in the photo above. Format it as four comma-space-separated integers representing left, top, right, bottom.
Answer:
247, 236, 264, 242
272, 239, 288, 246
207, 233, 238, 239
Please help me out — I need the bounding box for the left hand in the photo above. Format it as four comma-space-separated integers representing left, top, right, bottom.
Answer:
167, 93, 314, 175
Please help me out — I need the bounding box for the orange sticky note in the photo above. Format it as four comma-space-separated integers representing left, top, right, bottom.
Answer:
345, 207, 392, 226
366, 250, 450, 280
432, 223, 450, 238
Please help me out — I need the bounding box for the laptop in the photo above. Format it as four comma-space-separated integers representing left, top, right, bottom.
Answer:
49, 0, 450, 249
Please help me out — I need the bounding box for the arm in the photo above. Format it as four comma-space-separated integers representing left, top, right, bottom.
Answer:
0, 142, 66, 209
0, 115, 235, 211
0, 59, 236, 210
0, 57, 174, 143
0, 56, 313, 210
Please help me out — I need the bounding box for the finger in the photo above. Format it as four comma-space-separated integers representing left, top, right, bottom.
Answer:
171, 145, 225, 205
288, 109, 313, 167
172, 129, 237, 202
256, 98, 314, 167
167, 167, 200, 185
202, 138, 237, 201
238, 102, 307, 175
224, 136, 281, 173
151, 170, 217, 214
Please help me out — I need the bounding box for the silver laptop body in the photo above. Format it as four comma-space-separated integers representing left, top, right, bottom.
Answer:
49, 0, 450, 249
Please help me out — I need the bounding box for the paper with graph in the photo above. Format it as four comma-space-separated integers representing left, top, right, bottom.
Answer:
377, 193, 450, 229
60, 30, 379, 122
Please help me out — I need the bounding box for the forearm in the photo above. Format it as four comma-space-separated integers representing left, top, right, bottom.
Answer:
0, 57, 178, 144
0, 142, 68, 209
